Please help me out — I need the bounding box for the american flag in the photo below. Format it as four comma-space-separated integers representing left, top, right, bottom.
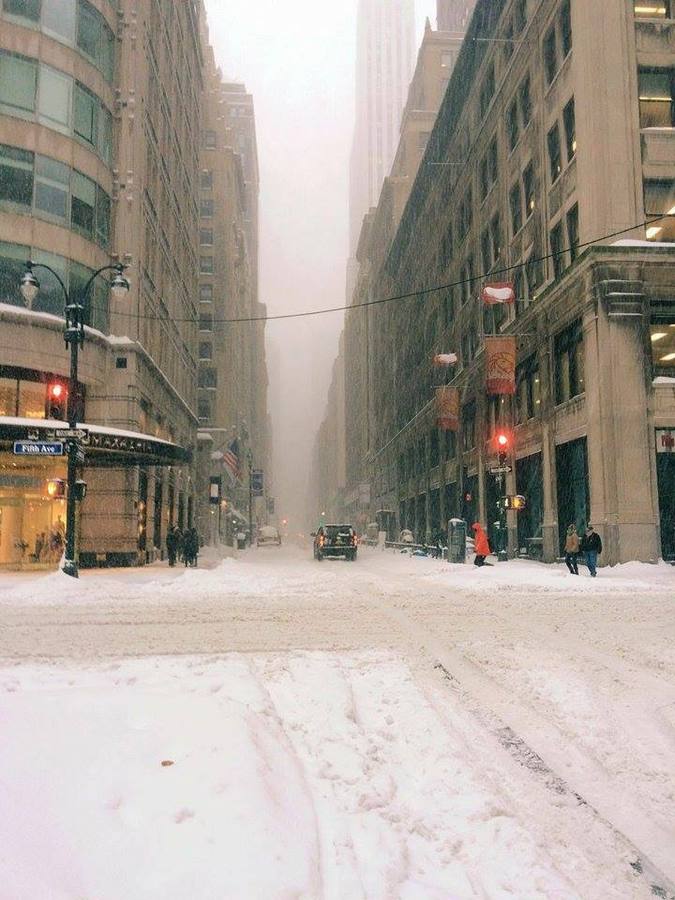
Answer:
223, 438, 241, 482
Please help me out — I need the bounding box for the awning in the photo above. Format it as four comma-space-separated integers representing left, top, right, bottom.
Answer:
0, 417, 191, 468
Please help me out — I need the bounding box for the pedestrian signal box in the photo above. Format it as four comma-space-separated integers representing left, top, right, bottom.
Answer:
501, 494, 527, 510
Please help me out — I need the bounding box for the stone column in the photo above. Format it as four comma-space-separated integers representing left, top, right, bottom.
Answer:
584, 272, 659, 564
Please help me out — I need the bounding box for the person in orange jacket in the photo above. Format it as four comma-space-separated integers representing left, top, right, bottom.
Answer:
472, 522, 491, 567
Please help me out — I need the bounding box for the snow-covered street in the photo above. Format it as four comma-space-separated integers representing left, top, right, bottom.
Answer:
1, 547, 674, 899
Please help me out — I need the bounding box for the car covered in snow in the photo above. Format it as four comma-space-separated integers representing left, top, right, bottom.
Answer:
312, 524, 358, 561
257, 525, 282, 547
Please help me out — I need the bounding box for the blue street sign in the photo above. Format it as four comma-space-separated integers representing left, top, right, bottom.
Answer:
13, 441, 64, 456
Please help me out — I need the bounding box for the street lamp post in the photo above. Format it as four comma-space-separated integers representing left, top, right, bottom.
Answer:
21, 260, 130, 578
246, 447, 253, 547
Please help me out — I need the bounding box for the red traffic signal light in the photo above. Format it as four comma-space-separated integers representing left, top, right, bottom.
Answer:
47, 382, 68, 420
46, 478, 66, 499
496, 432, 510, 465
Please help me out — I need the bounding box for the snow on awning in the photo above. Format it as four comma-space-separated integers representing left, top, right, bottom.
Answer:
0, 417, 191, 467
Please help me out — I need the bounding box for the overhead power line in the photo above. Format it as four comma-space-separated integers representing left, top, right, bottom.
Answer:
99, 215, 673, 327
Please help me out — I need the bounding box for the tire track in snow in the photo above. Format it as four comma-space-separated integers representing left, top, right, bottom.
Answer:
364, 581, 675, 899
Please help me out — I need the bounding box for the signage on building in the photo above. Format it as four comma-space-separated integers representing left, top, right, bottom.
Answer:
656, 429, 675, 453
251, 470, 264, 497
209, 476, 222, 504
13, 441, 64, 456
55, 428, 89, 441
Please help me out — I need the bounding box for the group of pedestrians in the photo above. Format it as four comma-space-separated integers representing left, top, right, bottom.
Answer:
564, 523, 603, 576
471, 520, 603, 575
166, 524, 200, 568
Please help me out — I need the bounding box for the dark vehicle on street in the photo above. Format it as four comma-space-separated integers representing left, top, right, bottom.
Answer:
312, 524, 358, 561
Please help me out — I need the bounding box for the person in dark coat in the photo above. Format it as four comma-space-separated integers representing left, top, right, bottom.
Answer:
184, 527, 200, 567
472, 522, 491, 567
166, 525, 179, 567
580, 525, 602, 577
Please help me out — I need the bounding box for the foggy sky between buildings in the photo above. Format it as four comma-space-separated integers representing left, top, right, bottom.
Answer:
204, 0, 436, 529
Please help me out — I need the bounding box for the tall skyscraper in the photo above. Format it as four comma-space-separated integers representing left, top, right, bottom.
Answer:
349, 0, 416, 254
436, 0, 475, 31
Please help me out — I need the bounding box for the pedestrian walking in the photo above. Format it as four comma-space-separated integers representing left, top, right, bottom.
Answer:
472, 522, 491, 567
166, 525, 178, 567
580, 524, 602, 577
564, 524, 580, 575
184, 526, 200, 567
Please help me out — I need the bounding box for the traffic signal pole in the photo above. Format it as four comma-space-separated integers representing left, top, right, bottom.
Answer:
62, 298, 81, 578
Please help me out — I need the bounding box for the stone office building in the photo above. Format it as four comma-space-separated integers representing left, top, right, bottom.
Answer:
346, 0, 675, 563
0, 0, 203, 568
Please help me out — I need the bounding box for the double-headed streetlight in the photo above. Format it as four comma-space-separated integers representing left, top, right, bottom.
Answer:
20, 260, 130, 578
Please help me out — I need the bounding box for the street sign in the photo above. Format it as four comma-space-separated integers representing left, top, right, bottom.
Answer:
251, 469, 264, 497
55, 428, 89, 440
13, 441, 64, 456
489, 465, 512, 475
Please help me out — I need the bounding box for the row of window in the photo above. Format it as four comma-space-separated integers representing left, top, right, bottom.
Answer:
0, 239, 110, 332
0, 143, 111, 247
0, 50, 113, 163
547, 97, 576, 183
1, 0, 115, 83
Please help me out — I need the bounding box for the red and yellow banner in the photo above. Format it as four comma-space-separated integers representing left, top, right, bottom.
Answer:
485, 336, 516, 394
436, 386, 459, 431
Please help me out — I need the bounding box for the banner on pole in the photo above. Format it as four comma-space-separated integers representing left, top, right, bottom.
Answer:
436, 386, 459, 431
485, 336, 517, 394
482, 282, 515, 305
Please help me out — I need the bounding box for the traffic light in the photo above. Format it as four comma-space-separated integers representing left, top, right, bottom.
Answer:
46, 382, 68, 420
496, 432, 509, 466
46, 478, 66, 499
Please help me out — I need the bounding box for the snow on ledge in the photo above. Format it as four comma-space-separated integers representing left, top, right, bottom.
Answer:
611, 239, 675, 248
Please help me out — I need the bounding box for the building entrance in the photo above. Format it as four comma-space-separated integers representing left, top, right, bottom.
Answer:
0, 454, 67, 568
556, 437, 589, 555
656, 431, 675, 560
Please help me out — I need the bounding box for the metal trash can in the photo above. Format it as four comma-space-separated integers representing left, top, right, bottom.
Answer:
447, 518, 467, 563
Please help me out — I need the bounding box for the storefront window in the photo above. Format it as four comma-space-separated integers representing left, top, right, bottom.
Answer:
18, 380, 46, 418
0, 376, 18, 416
0, 457, 67, 569
651, 306, 675, 377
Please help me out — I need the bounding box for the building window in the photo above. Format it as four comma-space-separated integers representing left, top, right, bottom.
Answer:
199, 228, 213, 246
199, 313, 213, 332
507, 99, 519, 151
550, 221, 565, 279
70, 170, 96, 239
480, 63, 495, 117
480, 138, 498, 201
199, 256, 214, 274
197, 397, 211, 422
199, 342, 212, 360
525, 248, 542, 300
514, 0, 527, 32
3, 0, 40, 21
430, 428, 440, 468
199, 283, 213, 301
458, 187, 473, 236
516, 355, 541, 424
555, 319, 585, 404
481, 228, 492, 273
0, 51, 37, 115
204, 130, 217, 149
519, 75, 532, 127
510, 181, 523, 235
645, 178, 675, 241
563, 97, 576, 162
34, 154, 69, 221
0, 144, 33, 208
200, 170, 213, 190
544, 26, 558, 86
567, 203, 579, 260
650, 304, 675, 376
491, 213, 501, 262
440, 221, 453, 267
418, 131, 430, 151
38, 64, 71, 133
198, 367, 217, 389
461, 256, 473, 305
523, 161, 536, 217
638, 68, 675, 128
634, 1, 671, 17
560, 0, 572, 58
461, 401, 476, 451
547, 123, 562, 182
200, 198, 214, 218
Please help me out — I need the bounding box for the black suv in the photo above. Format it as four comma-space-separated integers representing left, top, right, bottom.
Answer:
313, 524, 358, 561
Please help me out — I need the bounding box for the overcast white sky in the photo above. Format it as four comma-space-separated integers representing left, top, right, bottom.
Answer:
204, 0, 436, 525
